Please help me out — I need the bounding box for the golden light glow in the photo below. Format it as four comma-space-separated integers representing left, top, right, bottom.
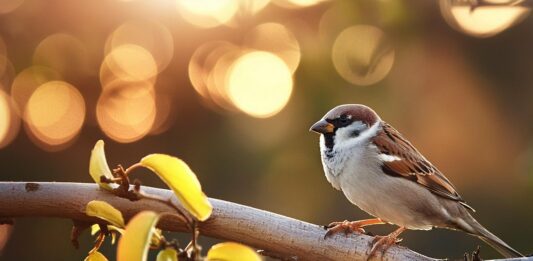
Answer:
177, 0, 239, 28
332, 25, 395, 86
440, 0, 530, 38
227, 51, 293, 118
236, 0, 270, 17
102, 44, 158, 84
0, 91, 10, 143
24, 81, 85, 150
244, 23, 301, 73
11, 66, 62, 114
188, 42, 215, 98
96, 81, 156, 143
0, 89, 20, 149
188, 41, 242, 111
0, 0, 24, 14
33, 33, 91, 77
206, 45, 241, 111
274, 0, 328, 8
106, 20, 174, 72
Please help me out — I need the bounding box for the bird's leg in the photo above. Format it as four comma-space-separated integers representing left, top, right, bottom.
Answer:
324, 218, 385, 238
367, 226, 405, 260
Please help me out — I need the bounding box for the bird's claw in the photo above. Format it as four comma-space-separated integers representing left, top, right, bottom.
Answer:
367, 234, 402, 260
323, 220, 366, 239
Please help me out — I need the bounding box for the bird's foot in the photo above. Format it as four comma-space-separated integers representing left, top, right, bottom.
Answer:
367, 227, 405, 260
324, 218, 386, 239
324, 220, 366, 238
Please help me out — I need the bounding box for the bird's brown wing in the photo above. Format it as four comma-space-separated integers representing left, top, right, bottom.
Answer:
373, 122, 474, 210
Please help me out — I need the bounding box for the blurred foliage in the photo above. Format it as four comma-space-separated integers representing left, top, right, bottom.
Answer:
0, 0, 532, 259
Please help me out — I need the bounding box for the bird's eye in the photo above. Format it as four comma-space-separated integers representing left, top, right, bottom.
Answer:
339, 115, 349, 124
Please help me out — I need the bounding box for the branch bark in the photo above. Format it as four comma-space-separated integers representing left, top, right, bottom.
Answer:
0, 182, 524, 261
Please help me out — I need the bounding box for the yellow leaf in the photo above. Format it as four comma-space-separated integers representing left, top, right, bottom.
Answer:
156, 247, 178, 261
206, 242, 261, 261
117, 211, 160, 261
89, 140, 115, 191
91, 224, 124, 236
150, 228, 163, 247
140, 154, 212, 221
91, 224, 100, 236
91, 224, 124, 244
85, 251, 108, 261
86, 200, 125, 227
111, 231, 117, 245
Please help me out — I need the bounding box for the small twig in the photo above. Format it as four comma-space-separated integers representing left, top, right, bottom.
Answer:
190, 221, 200, 260
123, 163, 143, 177
90, 231, 106, 254
70, 220, 91, 249
464, 246, 483, 261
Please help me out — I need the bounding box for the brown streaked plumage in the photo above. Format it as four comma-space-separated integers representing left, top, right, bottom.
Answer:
373, 122, 475, 211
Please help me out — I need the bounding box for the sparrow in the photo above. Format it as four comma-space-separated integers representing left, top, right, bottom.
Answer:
310, 104, 524, 258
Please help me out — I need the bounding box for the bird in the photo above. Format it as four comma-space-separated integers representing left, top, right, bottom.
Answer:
309, 104, 524, 258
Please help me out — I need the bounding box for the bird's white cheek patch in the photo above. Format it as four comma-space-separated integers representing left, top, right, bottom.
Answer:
378, 154, 402, 162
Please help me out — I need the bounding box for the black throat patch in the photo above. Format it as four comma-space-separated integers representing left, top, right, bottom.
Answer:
324, 133, 335, 152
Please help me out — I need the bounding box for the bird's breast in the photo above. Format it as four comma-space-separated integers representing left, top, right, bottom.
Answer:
323, 144, 437, 230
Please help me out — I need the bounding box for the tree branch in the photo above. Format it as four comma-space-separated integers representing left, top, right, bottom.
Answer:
0, 182, 524, 261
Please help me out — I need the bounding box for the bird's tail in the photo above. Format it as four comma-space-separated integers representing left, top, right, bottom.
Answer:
455, 212, 524, 258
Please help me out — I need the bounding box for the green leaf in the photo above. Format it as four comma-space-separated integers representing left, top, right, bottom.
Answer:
117, 211, 160, 261
89, 140, 115, 191
140, 154, 212, 221
86, 200, 125, 227
85, 251, 108, 261
156, 247, 178, 261
206, 242, 261, 261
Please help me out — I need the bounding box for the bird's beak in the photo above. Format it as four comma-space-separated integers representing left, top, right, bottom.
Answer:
309, 119, 334, 134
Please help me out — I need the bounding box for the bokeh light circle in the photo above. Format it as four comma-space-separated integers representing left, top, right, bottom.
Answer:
33, 33, 92, 78
24, 81, 86, 150
273, 0, 329, 9
96, 81, 156, 143
177, 0, 239, 28
440, 0, 530, 38
227, 51, 293, 118
0, 91, 10, 143
206, 45, 241, 111
106, 20, 174, 72
11, 66, 62, 116
102, 44, 158, 83
332, 25, 395, 86
244, 22, 301, 73
0, 89, 20, 149
189, 41, 235, 98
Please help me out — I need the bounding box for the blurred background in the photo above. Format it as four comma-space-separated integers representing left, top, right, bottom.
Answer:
0, 0, 532, 259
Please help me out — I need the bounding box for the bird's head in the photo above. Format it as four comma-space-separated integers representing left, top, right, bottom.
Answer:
310, 104, 380, 150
